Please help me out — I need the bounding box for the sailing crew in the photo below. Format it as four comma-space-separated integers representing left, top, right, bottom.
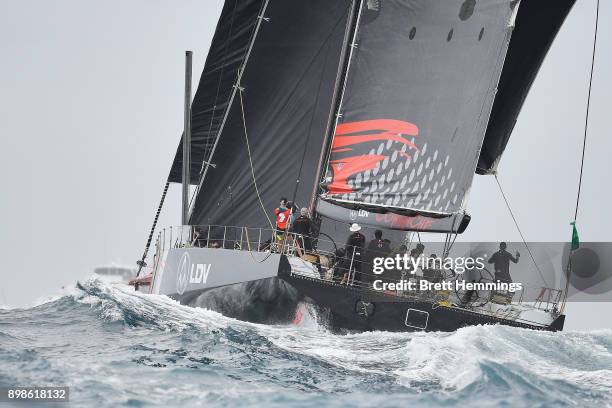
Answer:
274, 197, 292, 241
488, 242, 520, 283
409, 243, 426, 281
191, 228, 207, 248
345, 223, 366, 285
411, 243, 425, 258
390, 244, 409, 284
364, 230, 392, 284
422, 254, 443, 283
333, 248, 351, 284
291, 207, 313, 255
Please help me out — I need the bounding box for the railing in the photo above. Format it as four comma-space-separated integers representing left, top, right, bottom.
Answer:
149, 225, 562, 317
153, 224, 318, 256
534, 287, 563, 312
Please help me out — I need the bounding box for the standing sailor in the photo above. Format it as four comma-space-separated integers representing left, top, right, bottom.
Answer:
488, 242, 520, 283
345, 223, 366, 285
274, 197, 291, 241
291, 208, 313, 255
364, 230, 391, 284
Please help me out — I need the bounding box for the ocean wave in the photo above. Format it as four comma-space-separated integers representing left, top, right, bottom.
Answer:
0, 277, 610, 407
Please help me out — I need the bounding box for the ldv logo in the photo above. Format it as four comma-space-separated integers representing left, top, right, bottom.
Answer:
176, 252, 212, 295
189, 263, 211, 284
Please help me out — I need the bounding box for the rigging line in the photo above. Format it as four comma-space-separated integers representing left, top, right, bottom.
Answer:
136, 181, 170, 277
238, 87, 274, 230
494, 174, 549, 287
574, 0, 600, 222
187, 177, 197, 209
563, 0, 600, 313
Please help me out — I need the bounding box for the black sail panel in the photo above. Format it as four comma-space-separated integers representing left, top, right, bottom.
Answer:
189, 1, 351, 227
320, 0, 517, 218
168, 0, 265, 184
477, 0, 576, 174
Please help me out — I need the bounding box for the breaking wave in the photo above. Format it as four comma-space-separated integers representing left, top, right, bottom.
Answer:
0, 278, 610, 407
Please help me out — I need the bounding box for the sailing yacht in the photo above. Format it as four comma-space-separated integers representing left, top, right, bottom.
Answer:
130, 0, 576, 332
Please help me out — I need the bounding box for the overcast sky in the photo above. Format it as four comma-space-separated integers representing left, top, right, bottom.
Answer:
1, 1, 610, 330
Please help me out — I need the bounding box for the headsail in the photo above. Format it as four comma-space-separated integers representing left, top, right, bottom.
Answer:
477, 0, 576, 174
319, 0, 519, 222
188, 0, 352, 227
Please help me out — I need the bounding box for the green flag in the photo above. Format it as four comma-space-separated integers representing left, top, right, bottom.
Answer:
570, 221, 580, 250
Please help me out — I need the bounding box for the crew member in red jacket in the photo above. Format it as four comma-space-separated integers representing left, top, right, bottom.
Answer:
274, 197, 292, 241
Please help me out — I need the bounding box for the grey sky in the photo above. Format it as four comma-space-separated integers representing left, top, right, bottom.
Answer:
1, 1, 610, 330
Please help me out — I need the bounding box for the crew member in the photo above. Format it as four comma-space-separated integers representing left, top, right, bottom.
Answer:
488, 242, 520, 283
334, 248, 351, 284
345, 223, 366, 285
274, 197, 291, 241
409, 243, 425, 275
291, 207, 313, 255
364, 230, 391, 284
423, 253, 443, 283
191, 228, 207, 248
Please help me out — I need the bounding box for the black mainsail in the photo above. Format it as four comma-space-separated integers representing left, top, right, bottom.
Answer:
184, 0, 351, 228
318, 0, 518, 231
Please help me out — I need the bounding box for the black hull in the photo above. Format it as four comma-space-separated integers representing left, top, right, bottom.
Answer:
157, 253, 564, 333
278, 257, 565, 333
175, 277, 302, 325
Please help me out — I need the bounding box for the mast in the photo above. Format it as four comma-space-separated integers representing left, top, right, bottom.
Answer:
309, 0, 364, 215
182, 50, 193, 225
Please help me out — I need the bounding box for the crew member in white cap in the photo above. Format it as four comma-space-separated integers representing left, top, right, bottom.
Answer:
344, 223, 366, 284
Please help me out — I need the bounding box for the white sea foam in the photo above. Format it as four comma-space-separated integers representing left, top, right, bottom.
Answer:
47, 278, 612, 400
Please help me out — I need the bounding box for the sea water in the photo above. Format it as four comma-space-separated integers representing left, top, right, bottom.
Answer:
0, 278, 610, 407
